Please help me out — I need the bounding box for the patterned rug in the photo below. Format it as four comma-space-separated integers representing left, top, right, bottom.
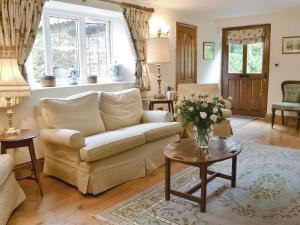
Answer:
94, 142, 300, 225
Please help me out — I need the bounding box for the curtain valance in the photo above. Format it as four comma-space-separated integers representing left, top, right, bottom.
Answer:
227, 28, 265, 45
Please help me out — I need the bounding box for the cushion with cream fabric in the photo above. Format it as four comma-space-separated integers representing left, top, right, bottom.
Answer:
119, 122, 182, 143
0, 154, 14, 187
99, 88, 143, 131
40, 92, 105, 136
80, 130, 145, 162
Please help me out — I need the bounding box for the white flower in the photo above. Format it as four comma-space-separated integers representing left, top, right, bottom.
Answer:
176, 101, 182, 107
213, 107, 218, 113
210, 114, 218, 123
199, 112, 207, 119
177, 109, 181, 114
218, 96, 223, 100
227, 96, 233, 101
188, 106, 193, 111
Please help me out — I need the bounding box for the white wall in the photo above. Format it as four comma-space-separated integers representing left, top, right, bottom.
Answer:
214, 8, 300, 114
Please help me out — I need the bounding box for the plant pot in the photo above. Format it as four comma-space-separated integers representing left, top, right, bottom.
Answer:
41, 76, 56, 87
87, 76, 98, 84
193, 125, 213, 149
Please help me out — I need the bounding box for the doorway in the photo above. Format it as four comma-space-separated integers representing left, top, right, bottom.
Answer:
221, 24, 271, 117
176, 22, 197, 87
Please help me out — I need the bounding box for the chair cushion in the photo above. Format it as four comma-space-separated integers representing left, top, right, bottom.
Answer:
0, 154, 14, 187
283, 84, 300, 103
272, 102, 300, 111
99, 88, 143, 131
119, 122, 182, 143
222, 109, 232, 118
40, 92, 106, 136
80, 131, 145, 162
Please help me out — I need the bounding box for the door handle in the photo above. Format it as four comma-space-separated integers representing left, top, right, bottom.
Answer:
264, 73, 268, 80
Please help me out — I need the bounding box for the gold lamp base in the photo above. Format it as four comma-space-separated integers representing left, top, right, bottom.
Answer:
5, 97, 20, 136
154, 63, 166, 99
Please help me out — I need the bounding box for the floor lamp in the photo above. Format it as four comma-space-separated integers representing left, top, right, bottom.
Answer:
146, 37, 170, 99
0, 58, 31, 135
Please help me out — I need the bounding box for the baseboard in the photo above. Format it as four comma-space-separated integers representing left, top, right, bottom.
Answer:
264, 114, 298, 127
14, 158, 44, 174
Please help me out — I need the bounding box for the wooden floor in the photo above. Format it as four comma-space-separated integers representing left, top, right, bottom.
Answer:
9, 118, 300, 225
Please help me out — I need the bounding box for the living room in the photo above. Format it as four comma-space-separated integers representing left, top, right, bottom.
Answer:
0, 0, 300, 224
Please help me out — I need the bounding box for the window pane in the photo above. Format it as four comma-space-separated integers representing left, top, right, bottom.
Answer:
85, 19, 108, 77
228, 44, 243, 73
49, 17, 80, 78
247, 42, 263, 74
27, 21, 45, 83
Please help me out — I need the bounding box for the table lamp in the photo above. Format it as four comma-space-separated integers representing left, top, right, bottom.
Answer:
0, 58, 31, 135
146, 37, 170, 99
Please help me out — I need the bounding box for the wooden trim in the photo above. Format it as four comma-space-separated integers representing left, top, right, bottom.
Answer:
14, 158, 44, 172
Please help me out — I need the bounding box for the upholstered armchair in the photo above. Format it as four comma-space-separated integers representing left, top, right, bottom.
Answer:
0, 154, 25, 225
272, 80, 300, 130
177, 83, 233, 138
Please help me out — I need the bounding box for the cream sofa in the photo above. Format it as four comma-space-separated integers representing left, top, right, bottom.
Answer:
37, 88, 182, 195
0, 154, 25, 225
177, 83, 233, 137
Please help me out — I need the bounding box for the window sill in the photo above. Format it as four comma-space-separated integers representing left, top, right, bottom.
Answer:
30, 81, 135, 92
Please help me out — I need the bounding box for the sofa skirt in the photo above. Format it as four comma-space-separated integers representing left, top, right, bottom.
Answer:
44, 134, 180, 195
0, 173, 26, 225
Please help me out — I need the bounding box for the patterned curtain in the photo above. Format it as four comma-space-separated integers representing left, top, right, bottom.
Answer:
0, 0, 46, 79
227, 28, 265, 45
122, 3, 154, 91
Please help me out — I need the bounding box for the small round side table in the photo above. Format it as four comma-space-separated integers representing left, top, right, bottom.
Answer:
0, 129, 43, 196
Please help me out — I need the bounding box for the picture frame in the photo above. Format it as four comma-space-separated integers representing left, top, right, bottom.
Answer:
203, 42, 215, 60
282, 36, 300, 54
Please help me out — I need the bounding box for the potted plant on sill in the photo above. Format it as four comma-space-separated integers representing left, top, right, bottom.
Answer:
41, 75, 56, 87
87, 75, 98, 84
176, 93, 227, 149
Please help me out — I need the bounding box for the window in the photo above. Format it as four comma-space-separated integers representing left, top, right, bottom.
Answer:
27, 8, 111, 85
228, 44, 243, 73
228, 42, 264, 74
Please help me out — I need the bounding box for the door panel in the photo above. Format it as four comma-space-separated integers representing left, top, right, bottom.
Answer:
176, 22, 197, 87
222, 24, 271, 117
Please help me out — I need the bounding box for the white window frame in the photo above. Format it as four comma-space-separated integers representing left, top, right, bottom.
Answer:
34, 7, 112, 85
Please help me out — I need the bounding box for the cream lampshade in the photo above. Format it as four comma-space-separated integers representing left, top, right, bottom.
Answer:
146, 37, 170, 99
0, 58, 31, 135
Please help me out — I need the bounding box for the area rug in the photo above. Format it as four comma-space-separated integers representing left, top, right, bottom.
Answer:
229, 116, 256, 128
94, 142, 300, 225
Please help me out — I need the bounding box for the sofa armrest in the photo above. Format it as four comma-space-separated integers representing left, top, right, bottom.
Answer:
40, 129, 85, 149
142, 110, 173, 123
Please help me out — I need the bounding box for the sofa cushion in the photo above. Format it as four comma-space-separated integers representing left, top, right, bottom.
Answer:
80, 131, 145, 162
119, 122, 182, 143
99, 88, 143, 131
40, 92, 106, 136
0, 154, 14, 187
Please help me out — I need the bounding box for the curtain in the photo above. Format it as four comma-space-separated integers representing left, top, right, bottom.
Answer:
227, 28, 265, 45
0, 0, 46, 79
122, 3, 154, 91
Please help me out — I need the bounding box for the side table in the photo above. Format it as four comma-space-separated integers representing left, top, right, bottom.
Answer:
0, 129, 43, 196
142, 98, 175, 115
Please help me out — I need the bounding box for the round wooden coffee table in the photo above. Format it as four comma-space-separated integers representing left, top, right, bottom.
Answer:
164, 138, 242, 212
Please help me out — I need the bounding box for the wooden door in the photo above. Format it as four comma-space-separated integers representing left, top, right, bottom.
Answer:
222, 24, 271, 117
176, 22, 197, 87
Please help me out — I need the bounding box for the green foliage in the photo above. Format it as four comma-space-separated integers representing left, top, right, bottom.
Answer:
176, 94, 226, 130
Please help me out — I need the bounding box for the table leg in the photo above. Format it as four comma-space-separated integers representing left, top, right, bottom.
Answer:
231, 156, 237, 188
28, 139, 43, 196
1, 142, 6, 154
200, 164, 207, 212
168, 102, 171, 113
149, 102, 154, 110
165, 158, 171, 201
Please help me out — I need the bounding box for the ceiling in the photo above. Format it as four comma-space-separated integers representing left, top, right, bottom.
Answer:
124, 0, 300, 19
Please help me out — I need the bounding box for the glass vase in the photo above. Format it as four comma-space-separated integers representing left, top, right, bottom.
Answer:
193, 125, 213, 149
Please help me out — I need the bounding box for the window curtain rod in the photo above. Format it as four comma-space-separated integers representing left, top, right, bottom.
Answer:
81, 0, 155, 12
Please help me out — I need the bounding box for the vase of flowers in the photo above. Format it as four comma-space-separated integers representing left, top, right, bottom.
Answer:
176, 93, 227, 149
